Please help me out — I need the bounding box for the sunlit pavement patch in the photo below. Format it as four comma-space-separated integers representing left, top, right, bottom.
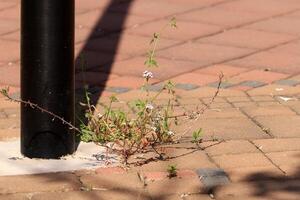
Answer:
0, 140, 119, 176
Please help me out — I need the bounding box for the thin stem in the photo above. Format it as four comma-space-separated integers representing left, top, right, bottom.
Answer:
168, 73, 224, 119
1, 92, 81, 133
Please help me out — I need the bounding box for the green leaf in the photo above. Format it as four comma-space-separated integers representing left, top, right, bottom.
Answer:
110, 95, 119, 103
144, 58, 158, 68
164, 80, 175, 92
79, 124, 95, 142
192, 128, 203, 143
0, 87, 9, 97
167, 164, 177, 178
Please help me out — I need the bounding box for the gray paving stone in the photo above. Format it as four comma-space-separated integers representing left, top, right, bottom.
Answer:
175, 83, 199, 90
274, 79, 300, 86
105, 87, 131, 93
208, 82, 235, 89
147, 83, 164, 92
196, 168, 230, 192
239, 81, 266, 88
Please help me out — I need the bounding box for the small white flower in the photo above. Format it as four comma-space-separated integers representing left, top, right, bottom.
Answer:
167, 131, 175, 136
151, 127, 157, 132
143, 70, 154, 79
146, 103, 154, 110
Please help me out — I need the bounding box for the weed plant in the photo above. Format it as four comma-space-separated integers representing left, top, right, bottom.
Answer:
0, 18, 223, 165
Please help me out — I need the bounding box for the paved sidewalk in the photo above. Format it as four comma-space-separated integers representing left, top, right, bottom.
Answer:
0, 0, 300, 199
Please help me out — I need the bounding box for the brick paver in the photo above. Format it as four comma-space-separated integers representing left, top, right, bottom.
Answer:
226, 166, 283, 182
201, 140, 259, 156
176, 6, 270, 28
228, 51, 300, 74
241, 105, 296, 117
195, 64, 248, 78
230, 69, 289, 84
212, 153, 274, 170
174, 117, 269, 140
253, 138, 300, 153
159, 42, 255, 64
128, 19, 223, 41
0, 0, 300, 199
245, 16, 300, 36
198, 28, 296, 50
254, 116, 300, 138
0, 173, 81, 194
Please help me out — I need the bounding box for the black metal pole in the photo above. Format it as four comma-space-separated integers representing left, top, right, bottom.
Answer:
21, 0, 75, 158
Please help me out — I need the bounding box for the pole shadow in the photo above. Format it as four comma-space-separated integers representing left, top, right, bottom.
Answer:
74, 0, 133, 148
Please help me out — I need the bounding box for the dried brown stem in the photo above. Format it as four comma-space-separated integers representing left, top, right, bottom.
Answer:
169, 72, 224, 119
0, 90, 81, 133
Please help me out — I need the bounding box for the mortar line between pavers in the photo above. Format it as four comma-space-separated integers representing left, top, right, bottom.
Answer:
75, 0, 239, 49
243, 92, 259, 105
78, 1, 255, 73
78, 0, 238, 44
224, 96, 276, 139
85, 5, 300, 75
202, 149, 222, 169
224, 94, 259, 112
178, 2, 300, 46
248, 140, 286, 175
271, 96, 300, 115
72, 172, 87, 191
112, 0, 239, 21
152, 7, 300, 78
190, 7, 300, 42
155, 36, 300, 84
0, 28, 19, 37
253, 149, 300, 154
238, 107, 275, 138
226, 35, 300, 67
271, 73, 300, 83
287, 106, 300, 116
168, 6, 300, 50
203, 150, 234, 183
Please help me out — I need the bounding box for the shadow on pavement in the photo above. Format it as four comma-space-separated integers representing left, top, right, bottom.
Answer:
242, 166, 300, 199
213, 153, 300, 199
74, 0, 133, 147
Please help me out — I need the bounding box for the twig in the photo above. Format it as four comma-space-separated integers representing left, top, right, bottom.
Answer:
168, 73, 224, 119
197, 72, 224, 114
0, 89, 81, 133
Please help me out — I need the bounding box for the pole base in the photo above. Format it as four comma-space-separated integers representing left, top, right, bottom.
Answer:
21, 131, 74, 159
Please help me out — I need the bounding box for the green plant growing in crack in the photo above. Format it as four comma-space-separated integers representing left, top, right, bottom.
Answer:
167, 164, 178, 178
192, 128, 203, 144
0, 17, 224, 165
